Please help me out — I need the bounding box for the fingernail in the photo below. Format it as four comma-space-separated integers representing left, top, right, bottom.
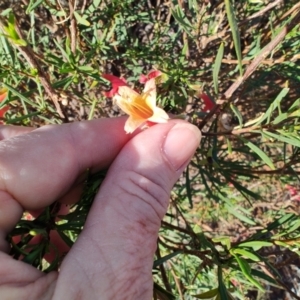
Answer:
163, 123, 201, 171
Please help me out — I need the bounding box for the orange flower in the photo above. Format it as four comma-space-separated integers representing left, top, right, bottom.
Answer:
102, 74, 128, 97
0, 88, 8, 123
200, 93, 216, 112
113, 77, 169, 133
139, 70, 162, 84
0, 88, 7, 103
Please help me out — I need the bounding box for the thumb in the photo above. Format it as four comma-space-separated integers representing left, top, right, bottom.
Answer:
93, 120, 201, 230
54, 121, 201, 299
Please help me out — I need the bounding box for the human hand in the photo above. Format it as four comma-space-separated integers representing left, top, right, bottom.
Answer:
0, 117, 201, 299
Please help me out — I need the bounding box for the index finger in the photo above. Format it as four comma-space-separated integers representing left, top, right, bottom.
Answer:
0, 117, 131, 250
0, 117, 130, 210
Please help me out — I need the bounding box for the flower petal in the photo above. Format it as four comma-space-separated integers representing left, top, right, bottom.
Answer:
139, 74, 148, 84
139, 70, 162, 83
148, 107, 169, 123
0, 88, 8, 122
124, 116, 145, 134
104, 86, 118, 98
102, 74, 128, 97
0, 88, 7, 102
148, 70, 162, 78
143, 78, 156, 109
200, 93, 215, 112
114, 86, 148, 116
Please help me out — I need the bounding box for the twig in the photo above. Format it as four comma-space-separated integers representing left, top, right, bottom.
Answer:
240, 0, 283, 24
279, 1, 300, 21
218, 8, 300, 104
0, 15, 67, 120
197, 103, 220, 130
202, 54, 300, 66
199, 0, 283, 50
260, 263, 300, 300
168, 261, 185, 300
68, 0, 77, 54
81, 0, 88, 14
233, 169, 300, 176
156, 244, 173, 293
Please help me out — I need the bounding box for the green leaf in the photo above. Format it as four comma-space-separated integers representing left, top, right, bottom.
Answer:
88, 97, 98, 120
224, 0, 242, 75
255, 87, 289, 125
225, 204, 256, 225
7, 12, 17, 38
261, 130, 300, 148
1, 14, 27, 46
185, 164, 193, 208
0, 8, 12, 16
217, 267, 229, 300
26, 0, 45, 13
226, 138, 232, 154
230, 104, 243, 127
233, 255, 264, 291
56, 230, 75, 248
193, 288, 218, 299
153, 251, 182, 268
44, 244, 60, 272
22, 244, 44, 265
12, 39, 27, 46
231, 248, 260, 262
264, 214, 296, 232
238, 241, 273, 250
223, 178, 260, 200
2, 82, 37, 107
87, 0, 101, 13
74, 11, 91, 26
251, 269, 277, 286
288, 98, 300, 111
77, 65, 94, 72
171, 5, 193, 36
273, 219, 300, 238
238, 136, 275, 170
213, 42, 224, 95
212, 236, 231, 250
273, 112, 289, 125
153, 282, 176, 300
274, 240, 291, 247
29, 228, 47, 236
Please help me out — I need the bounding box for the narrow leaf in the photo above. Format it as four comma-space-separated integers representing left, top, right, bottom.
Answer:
171, 5, 193, 36
217, 267, 229, 300
185, 164, 193, 208
233, 255, 264, 291
264, 214, 296, 232
26, 0, 44, 13
2, 83, 37, 107
225, 204, 256, 225
232, 248, 260, 262
153, 282, 176, 300
56, 230, 74, 248
224, 0, 242, 75
255, 87, 289, 125
238, 241, 273, 250
193, 288, 218, 299
230, 103, 243, 127
213, 42, 224, 95
251, 269, 277, 286
238, 136, 275, 170
153, 251, 182, 268
261, 130, 300, 148
74, 11, 91, 26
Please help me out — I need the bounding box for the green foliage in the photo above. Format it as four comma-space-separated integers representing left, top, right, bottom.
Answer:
1, 0, 300, 299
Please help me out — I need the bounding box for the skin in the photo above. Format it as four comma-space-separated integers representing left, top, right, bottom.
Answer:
0, 117, 201, 300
